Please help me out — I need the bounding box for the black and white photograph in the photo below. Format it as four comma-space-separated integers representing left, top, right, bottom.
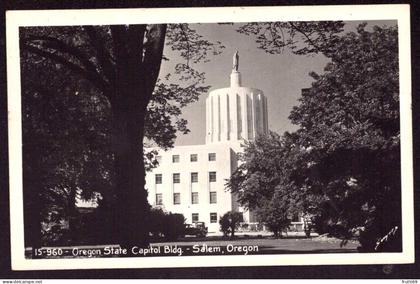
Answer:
6, 5, 413, 270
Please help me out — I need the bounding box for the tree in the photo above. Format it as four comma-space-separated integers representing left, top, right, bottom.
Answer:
20, 24, 224, 247
229, 23, 401, 251
236, 21, 345, 57
20, 21, 350, 247
288, 24, 400, 251
219, 211, 243, 238
21, 49, 115, 246
227, 132, 313, 238
254, 194, 291, 238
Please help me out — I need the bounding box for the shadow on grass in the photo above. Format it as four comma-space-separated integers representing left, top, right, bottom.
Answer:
255, 246, 359, 254
159, 234, 314, 243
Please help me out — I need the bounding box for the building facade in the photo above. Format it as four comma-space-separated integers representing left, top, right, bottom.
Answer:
146, 58, 270, 233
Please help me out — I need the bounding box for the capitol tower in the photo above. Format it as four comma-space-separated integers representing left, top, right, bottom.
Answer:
206, 52, 269, 144
145, 52, 278, 233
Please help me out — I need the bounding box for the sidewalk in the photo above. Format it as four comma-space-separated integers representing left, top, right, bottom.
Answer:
207, 231, 319, 238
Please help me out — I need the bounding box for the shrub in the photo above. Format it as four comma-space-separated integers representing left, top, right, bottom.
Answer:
219, 211, 243, 237
162, 213, 186, 241
148, 208, 167, 238
148, 208, 185, 241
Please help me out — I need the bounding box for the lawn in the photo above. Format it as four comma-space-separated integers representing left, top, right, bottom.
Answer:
25, 235, 360, 259
153, 235, 360, 255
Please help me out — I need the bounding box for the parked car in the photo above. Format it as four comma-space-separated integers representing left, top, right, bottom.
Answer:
183, 222, 208, 237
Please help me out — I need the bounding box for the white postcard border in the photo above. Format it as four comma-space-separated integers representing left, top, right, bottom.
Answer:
6, 4, 413, 270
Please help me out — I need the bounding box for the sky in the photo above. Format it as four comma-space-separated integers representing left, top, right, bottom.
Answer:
157, 21, 396, 146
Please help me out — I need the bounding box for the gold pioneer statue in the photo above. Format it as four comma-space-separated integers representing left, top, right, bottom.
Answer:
233, 50, 239, 71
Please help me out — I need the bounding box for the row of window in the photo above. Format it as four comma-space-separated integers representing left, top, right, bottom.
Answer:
156, 191, 217, 205
155, 172, 217, 184
192, 213, 218, 223
169, 152, 216, 163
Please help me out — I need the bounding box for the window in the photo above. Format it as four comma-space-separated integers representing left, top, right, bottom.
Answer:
173, 173, 180, 183
191, 172, 198, 183
192, 213, 199, 223
208, 153, 216, 161
156, 193, 163, 205
155, 174, 162, 184
191, 192, 199, 204
210, 213, 218, 223
173, 193, 180, 205
190, 154, 198, 162
172, 155, 180, 163
210, 191, 217, 204
209, 171, 216, 182
156, 155, 162, 163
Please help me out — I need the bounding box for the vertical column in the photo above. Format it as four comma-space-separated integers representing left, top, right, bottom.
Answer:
206, 169, 210, 204
220, 93, 227, 141
250, 93, 256, 140
171, 173, 174, 206
206, 96, 210, 143
257, 94, 264, 135
236, 94, 242, 140
255, 94, 260, 135
241, 93, 248, 140
226, 93, 230, 141
264, 96, 269, 134
219, 93, 225, 141
247, 94, 253, 140
260, 94, 266, 135
153, 179, 157, 206
230, 92, 237, 141
217, 95, 221, 141
210, 96, 214, 143
189, 172, 192, 205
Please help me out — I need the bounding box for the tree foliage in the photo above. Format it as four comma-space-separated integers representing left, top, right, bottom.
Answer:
254, 193, 292, 238
147, 208, 186, 241
236, 21, 345, 56
21, 47, 114, 246
219, 211, 244, 237
289, 24, 401, 251
20, 24, 224, 246
228, 23, 401, 251
227, 132, 315, 237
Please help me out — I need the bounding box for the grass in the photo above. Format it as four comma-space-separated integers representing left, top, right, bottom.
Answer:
25, 235, 360, 258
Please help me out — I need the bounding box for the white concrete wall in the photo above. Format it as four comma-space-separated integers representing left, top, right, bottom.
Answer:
147, 70, 270, 234
206, 86, 267, 144
146, 143, 237, 233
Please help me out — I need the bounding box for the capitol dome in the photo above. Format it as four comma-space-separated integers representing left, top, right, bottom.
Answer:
205, 53, 268, 144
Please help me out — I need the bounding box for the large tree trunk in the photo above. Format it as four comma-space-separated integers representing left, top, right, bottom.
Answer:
109, 24, 167, 248
112, 100, 150, 248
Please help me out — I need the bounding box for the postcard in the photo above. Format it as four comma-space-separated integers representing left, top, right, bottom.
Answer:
6, 4, 413, 270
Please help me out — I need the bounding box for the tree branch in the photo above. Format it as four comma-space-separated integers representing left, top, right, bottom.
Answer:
22, 42, 108, 92
142, 24, 167, 101
179, 24, 190, 66
267, 23, 285, 53
83, 26, 116, 88
289, 22, 321, 53
21, 35, 101, 80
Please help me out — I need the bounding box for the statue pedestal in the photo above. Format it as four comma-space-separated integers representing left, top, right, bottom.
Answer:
230, 71, 241, 87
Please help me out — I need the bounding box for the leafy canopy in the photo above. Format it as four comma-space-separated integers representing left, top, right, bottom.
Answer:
228, 23, 401, 250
